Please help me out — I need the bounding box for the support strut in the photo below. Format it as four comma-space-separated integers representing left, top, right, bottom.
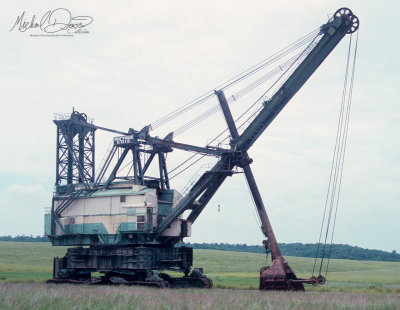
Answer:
216, 90, 308, 290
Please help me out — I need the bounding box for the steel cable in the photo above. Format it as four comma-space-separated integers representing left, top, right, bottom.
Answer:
318, 35, 353, 275
219, 28, 321, 91
173, 36, 321, 137
164, 30, 324, 185
150, 28, 321, 130
312, 34, 352, 276
312, 32, 358, 277
325, 31, 358, 277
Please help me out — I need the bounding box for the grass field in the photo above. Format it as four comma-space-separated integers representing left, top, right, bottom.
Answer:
0, 242, 399, 293
1, 283, 399, 310
0, 242, 399, 309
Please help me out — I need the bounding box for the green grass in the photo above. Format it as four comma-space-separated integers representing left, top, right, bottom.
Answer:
194, 249, 400, 293
0, 283, 399, 310
0, 242, 399, 294
0, 242, 67, 282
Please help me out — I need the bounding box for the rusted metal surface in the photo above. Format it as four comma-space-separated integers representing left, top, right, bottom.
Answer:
259, 257, 326, 290
289, 275, 326, 285
259, 257, 305, 291
216, 90, 301, 291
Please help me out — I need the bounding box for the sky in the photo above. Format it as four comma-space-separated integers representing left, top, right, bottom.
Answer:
0, 1, 399, 253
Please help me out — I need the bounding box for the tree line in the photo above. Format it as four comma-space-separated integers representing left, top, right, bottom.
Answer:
0, 235, 48, 242
0, 235, 398, 262
183, 242, 400, 262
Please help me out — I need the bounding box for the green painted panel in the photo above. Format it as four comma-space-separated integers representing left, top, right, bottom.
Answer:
44, 214, 52, 235
158, 189, 174, 202
158, 189, 174, 216
158, 203, 171, 216
64, 223, 108, 235
51, 234, 118, 246
117, 222, 137, 232
50, 229, 162, 246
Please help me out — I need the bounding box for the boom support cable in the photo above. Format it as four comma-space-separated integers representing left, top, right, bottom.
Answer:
150, 28, 322, 132
173, 37, 321, 137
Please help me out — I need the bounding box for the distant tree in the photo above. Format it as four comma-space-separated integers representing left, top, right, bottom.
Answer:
2, 236, 399, 263
0, 235, 49, 242
180, 242, 400, 262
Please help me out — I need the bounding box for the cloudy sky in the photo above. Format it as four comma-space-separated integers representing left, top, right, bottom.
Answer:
1, 1, 399, 253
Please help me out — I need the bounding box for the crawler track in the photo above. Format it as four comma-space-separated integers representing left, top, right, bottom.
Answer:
48, 270, 213, 289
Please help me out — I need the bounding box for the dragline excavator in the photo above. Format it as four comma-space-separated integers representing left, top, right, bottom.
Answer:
45, 8, 359, 290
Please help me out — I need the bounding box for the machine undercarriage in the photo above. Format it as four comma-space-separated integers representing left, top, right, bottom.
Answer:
48, 245, 212, 288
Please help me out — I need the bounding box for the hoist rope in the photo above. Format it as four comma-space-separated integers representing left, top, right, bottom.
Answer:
312, 31, 358, 278
325, 31, 358, 276
312, 36, 353, 276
